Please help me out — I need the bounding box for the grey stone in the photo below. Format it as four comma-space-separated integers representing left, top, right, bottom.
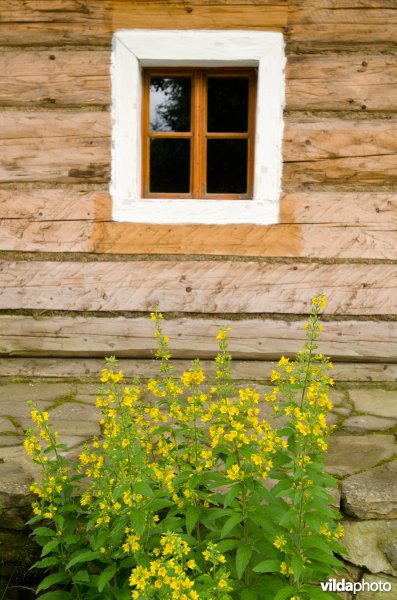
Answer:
0, 462, 34, 511
0, 435, 23, 447
350, 389, 397, 419
343, 415, 396, 432
325, 435, 397, 476
48, 401, 100, 422
0, 382, 71, 405
342, 461, 397, 520
329, 390, 348, 407
381, 539, 397, 570
0, 399, 53, 421
333, 407, 351, 416
0, 417, 16, 433
327, 412, 339, 426
20, 417, 100, 437
355, 573, 397, 599
342, 520, 397, 576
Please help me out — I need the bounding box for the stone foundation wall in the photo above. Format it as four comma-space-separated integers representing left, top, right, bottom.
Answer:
1, 380, 396, 598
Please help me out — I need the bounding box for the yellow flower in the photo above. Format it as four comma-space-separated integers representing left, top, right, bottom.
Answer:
187, 560, 196, 569
273, 535, 286, 550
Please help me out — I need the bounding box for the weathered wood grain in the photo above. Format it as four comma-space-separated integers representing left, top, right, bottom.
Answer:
2, 112, 397, 186
0, 315, 395, 361
0, 51, 110, 107
1, 220, 396, 259
0, 190, 111, 221
286, 55, 397, 112
0, 1, 287, 46
2, 356, 396, 382
283, 118, 397, 186
2, 190, 396, 226
287, 4, 397, 48
0, 260, 396, 315
0, 112, 110, 183
3, 51, 397, 112
112, 1, 287, 30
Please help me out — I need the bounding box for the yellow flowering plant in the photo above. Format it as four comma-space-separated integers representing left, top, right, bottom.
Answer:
25, 295, 344, 599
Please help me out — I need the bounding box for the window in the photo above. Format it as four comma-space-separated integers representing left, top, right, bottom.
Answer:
111, 30, 285, 224
142, 69, 257, 199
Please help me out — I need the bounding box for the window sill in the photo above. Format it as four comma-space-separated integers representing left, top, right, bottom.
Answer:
112, 198, 279, 225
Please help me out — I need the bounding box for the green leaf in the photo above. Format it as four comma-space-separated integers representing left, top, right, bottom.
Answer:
32, 556, 59, 569
216, 539, 240, 553
97, 565, 117, 592
221, 513, 243, 538
186, 506, 201, 535
41, 538, 60, 557
236, 545, 253, 580
241, 589, 258, 600
274, 586, 295, 600
66, 549, 99, 570
72, 569, 90, 584
134, 480, 154, 497
36, 572, 68, 593
223, 484, 240, 508
253, 559, 280, 573
37, 592, 70, 600
131, 508, 146, 535
34, 527, 56, 538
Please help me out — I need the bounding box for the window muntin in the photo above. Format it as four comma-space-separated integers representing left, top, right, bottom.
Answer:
142, 68, 257, 200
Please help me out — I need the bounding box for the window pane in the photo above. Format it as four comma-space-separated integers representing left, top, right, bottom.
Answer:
150, 139, 190, 193
207, 139, 247, 194
207, 77, 249, 133
150, 77, 191, 132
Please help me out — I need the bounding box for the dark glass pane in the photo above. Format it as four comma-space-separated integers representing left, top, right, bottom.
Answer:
207, 77, 249, 133
207, 139, 247, 194
150, 139, 190, 193
149, 77, 191, 132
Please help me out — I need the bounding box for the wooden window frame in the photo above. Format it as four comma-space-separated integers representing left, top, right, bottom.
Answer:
141, 68, 257, 200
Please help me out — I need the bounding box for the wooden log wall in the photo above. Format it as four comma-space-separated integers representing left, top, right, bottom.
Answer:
0, 0, 397, 375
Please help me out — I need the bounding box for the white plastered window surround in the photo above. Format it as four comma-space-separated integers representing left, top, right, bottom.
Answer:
111, 30, 285, 224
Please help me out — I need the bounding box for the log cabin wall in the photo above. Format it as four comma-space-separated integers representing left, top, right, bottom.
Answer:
0, 0, 397, 376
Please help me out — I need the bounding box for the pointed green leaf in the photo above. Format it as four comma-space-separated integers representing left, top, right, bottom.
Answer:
221, 513, 243, 538
274, 586, 295, 600
236, 545, 253, 579
41, 538, 60, 557
97, 565, 117, 592
36, 572, 68, 593
253, 559, 280, 573
186, 506, 201, 535
65, 549, 99, 570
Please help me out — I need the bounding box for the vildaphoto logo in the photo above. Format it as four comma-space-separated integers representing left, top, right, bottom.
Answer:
321, 578, 392, 593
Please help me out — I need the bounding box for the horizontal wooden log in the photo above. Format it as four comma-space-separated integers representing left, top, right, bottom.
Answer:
287, 4, 397, 48
1, 112, 397, 186
0, 112, 110, 183
0, 190, 111, 221
1, 357, 397, 383
1, 190, 396, 226
3, 51, 397, 112
283, 118, 397, 186
0, 315, 396, 361
0, 1, 287, 46
0, 50, 110, 107
0, 219, 396, 259
286, 55, 397, 111
0, 260, 396, 315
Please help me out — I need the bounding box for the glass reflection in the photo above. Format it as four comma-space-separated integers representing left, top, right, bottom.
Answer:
150, 77, 191, 132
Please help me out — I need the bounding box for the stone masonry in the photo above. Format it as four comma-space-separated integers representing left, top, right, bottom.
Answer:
0, 381, 396, 599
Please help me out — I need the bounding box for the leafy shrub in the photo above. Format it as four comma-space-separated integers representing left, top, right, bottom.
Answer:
25, 294, 345, 600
